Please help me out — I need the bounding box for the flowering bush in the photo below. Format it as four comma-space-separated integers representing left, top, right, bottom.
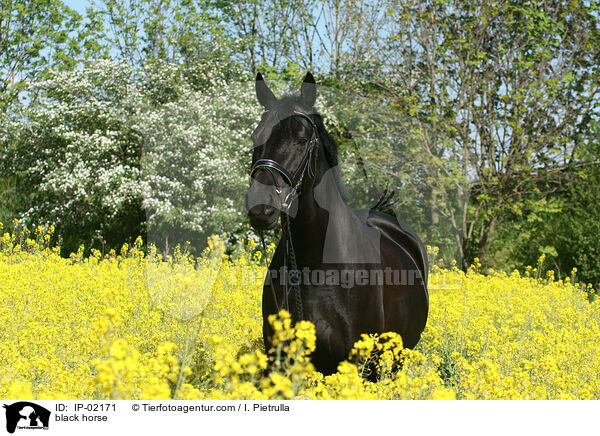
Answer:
138, 79, 260, 251
1, 60, 261, 256
1, 225, 599, 399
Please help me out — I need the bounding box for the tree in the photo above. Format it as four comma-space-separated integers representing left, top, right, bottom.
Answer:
2, 59, 260, 255
219, 0, 313, 74
91, 0, 232, 69
373, 0, 600, 267
0, 0, 98, 112
489, 128, 600, 287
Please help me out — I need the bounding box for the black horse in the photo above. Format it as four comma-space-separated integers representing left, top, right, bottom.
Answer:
245, 72, 429, 376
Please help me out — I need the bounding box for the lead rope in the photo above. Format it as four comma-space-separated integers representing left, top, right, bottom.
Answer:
259, 224, 303, 322
284, 212, 304, 321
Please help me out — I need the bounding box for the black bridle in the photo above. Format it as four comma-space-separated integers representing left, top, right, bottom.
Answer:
250, 111, 318, 214
250, 111, 320, 322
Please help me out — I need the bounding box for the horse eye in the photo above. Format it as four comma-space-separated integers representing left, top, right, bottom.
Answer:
295, 137, 309, 146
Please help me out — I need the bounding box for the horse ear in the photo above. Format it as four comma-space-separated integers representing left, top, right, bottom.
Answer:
256, 72, 276, 109
301, 72, 317, 106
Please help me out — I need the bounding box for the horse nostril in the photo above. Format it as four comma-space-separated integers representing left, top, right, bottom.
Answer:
247, 204, 279, 230
247, 205, 259, 218
248, 204, 274, 219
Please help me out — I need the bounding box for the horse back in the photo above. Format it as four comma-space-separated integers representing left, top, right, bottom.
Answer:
361, 208, 429, 288
361, 208, 429, 347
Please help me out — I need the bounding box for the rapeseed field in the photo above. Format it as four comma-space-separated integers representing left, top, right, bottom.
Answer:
1, 224, 599, 400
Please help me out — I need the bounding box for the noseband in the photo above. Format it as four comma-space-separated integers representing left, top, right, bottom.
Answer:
249, 111, 318, 212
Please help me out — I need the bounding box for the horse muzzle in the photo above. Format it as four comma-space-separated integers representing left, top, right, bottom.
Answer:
245, 180, 282, 230
246, 203, 280, 230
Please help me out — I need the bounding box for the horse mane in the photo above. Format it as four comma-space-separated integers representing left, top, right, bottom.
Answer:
310, 111, 351, 203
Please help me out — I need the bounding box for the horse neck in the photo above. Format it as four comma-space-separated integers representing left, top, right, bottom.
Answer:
285, 158, 353, 265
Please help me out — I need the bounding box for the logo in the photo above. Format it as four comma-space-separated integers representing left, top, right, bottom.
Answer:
3, 402, 50, 434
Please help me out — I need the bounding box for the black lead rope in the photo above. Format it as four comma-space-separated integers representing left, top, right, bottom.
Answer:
259, 225, 304, 322
284, 213, 303, 321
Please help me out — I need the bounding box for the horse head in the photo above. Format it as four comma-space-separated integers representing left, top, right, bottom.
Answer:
245, 72, 322, 230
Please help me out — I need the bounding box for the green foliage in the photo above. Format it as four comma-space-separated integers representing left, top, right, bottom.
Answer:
91, 0, 233, 68
0, 0, 108, 112
493, 156, 600, 289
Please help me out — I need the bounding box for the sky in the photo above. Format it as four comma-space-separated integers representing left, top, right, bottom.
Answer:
63, 0, 90, 13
